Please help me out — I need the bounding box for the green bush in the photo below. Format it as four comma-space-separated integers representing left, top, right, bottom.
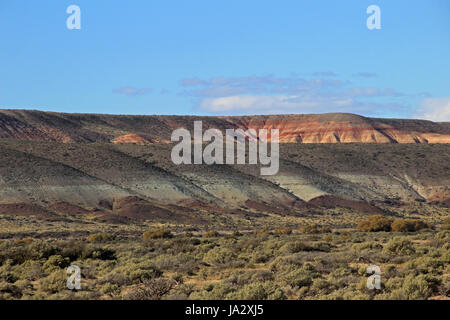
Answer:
203, 247, 237, 266
387, 274, 438, 299
383, 237, 415, 256
43, 255, 71, 272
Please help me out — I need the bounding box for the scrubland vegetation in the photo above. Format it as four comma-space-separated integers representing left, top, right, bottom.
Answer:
0, 218, 448, 300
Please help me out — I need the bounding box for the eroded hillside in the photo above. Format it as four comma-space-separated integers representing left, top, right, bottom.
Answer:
1, 110, 449, 144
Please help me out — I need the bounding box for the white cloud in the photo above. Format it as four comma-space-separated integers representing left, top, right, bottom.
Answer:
415, 98, 450, 121
198, 94, 376, 115
182, 74, 410, 116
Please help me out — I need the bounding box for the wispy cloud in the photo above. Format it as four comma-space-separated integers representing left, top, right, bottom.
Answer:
113, 87, 152, 96
414, 97, 450, 121
181, 74, 408, 116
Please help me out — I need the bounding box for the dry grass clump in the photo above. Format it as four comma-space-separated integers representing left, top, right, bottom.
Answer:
143, 228, 173, 240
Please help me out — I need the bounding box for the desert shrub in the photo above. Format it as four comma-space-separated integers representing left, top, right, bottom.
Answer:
204, 231, 220, 238
352, 241, 383, 252
300, 224, 331, 234
143, 228, 173, 240
384, 264, 398, 278
383, 237, 415, 256
129, 267, 162, 284
14, 238, 33, 245
191, 283, 235, 300
43, 255, 71, 272
29, 241, 61, 260
203, 247, 237, 266
170, 283, 195, 299
101, 283, 121, 297
39, 270, 67, 293
310, 241, 332, 252
441, 217, 450, 231
318, 288, 371, 300
386, 274, 439, 299
21, 260, 44, 281
125, 278, 176, 300
117, 261, 161, 284
0, 263, 19, 284
59, 241, 87, 261
273, 227, 292, 235
0, 282, 22, 299
89, 248, 116, 260
283, 241, 313, 254
270, 254, 321, 273
250, 270, 274, 282
249, 250, 272, 263
232, 282, 285, 300
153, 253, 198, 274
391, 219, 429, 232
99, 272, 129, 286
309, 278, 338, 296
278, 262, 321, 288
87, 233, 115, 242
403, 256, 445, 275
232, 231, 242, 237
279, 269, 314, 289
283, 241, 331, 254
0, 246, 30, 266
357, 215, 393, 232
0, 240, 59, 265
254, 230, 270, 237
227, 270, 274, 286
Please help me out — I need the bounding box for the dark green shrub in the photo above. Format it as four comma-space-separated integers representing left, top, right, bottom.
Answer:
90, 248, 116, 260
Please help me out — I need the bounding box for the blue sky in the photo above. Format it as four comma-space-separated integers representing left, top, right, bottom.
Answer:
0, 0, 449, 120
